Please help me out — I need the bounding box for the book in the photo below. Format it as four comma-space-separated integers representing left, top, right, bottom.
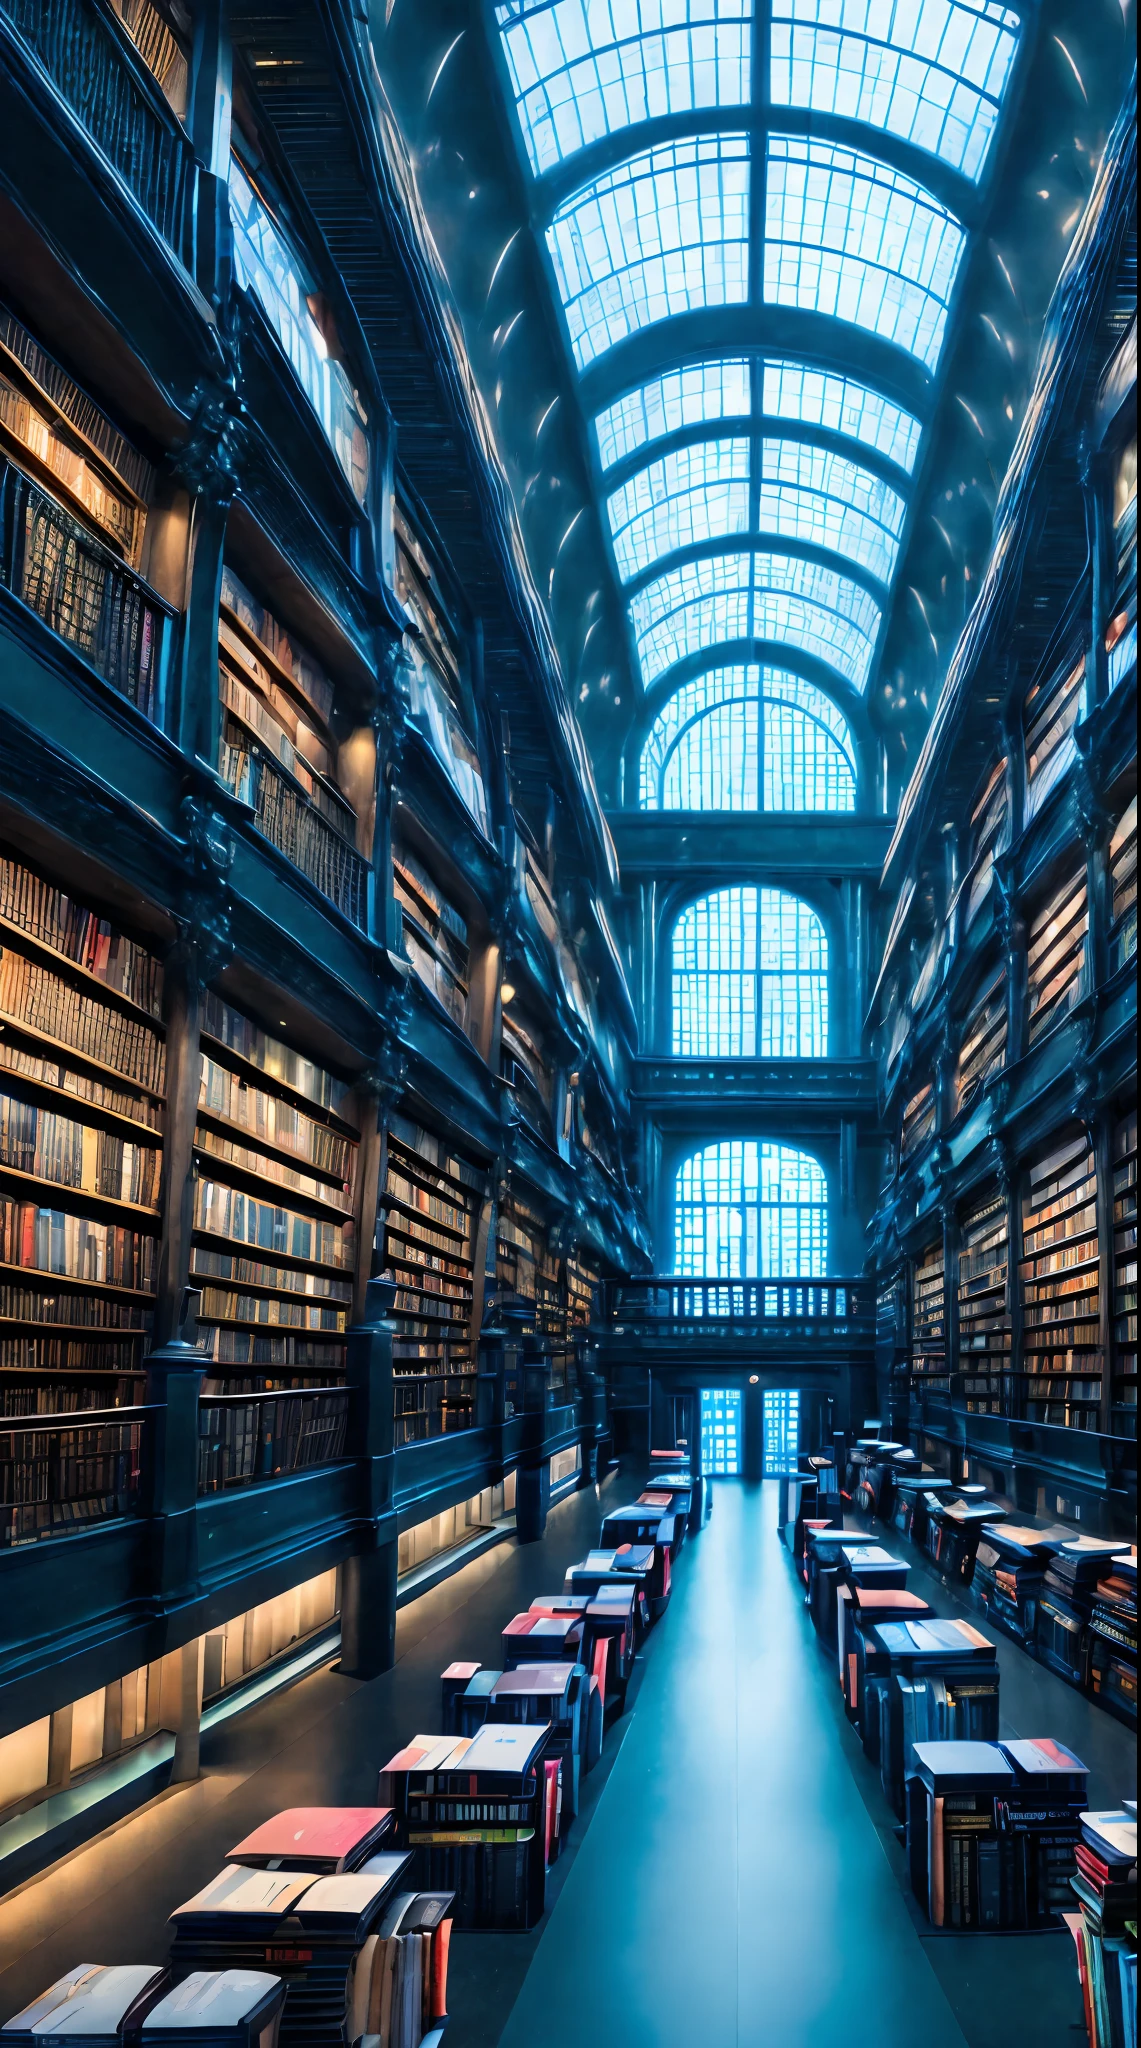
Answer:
170, 1867, 317, 1935
2, 1966, 167, 2043
139, 1972, 285, 2044
228, 1809, 395, 1873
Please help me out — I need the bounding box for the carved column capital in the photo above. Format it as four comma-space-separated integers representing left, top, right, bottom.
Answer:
172, 371, 246, 508
170, 790, 236, 987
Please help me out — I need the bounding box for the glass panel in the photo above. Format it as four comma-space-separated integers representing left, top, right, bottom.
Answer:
761, 360, 921, 473
764, 137, 965, 371
763, 1387, 800, 1473
673, 1139, 828, 1276
630, 549, 881, 688
595, 359, 750, 469
497, 0, 751, 177
700, 1386, 742, 1474
640, 663, 856, 810
607, 436, 750, 579
757, 437, 906, 582
547, 134, 750, 369
771, 0, 1019, 183
671, 885, 828, 1056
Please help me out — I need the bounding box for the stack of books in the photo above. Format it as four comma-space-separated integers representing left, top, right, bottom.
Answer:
836, 1587, 933, 1729
843, 1544, 909, 1594
377, 1724, 554, 1929
1066, 1807, 1137, 2048
564, 1548, 655, 1639
2, 1965, 169, 2043
1089, 1552, 1138, 1727
168, 1860, 412, 2046
891, 1478, 955, 1547
805, 1531, 882, 1643
444, 1662, 590, 1825
849, 1441, 905, 1517
867, 1616, 1000, 1815
139, 1974, 287, 2046
923, 1495, 1004, 1588
501, 1610, 582, 1669
1038, 1539, 1128, 1690
970, 1522, 1070, 1646
906, 1738, 1088, 1930
228, 1809, 397, 1873
636, 1480, 691, 1546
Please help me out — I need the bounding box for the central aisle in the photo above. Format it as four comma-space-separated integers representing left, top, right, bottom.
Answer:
499, 1481, 971, 2048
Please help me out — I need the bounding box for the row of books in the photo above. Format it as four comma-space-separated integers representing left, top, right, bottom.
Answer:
196, 1126, 352, 1215
1066, 1805, 1138, 2048
0, 851, 164, 1012
0, 1197, 158, 1289
198, 1055, 353, 1181
0, 1092, 161, 1205
0, 951, 165, 1091
0, 1037, 163, 1128
2, 1807, 452, 2047
194, 1180, 353, 1270
375, 1472, 696, 1930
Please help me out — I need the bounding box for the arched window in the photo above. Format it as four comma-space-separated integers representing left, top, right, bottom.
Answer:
640, 665, 856, 810
673, 1140, 828, 1275
671, 886, 828, 1056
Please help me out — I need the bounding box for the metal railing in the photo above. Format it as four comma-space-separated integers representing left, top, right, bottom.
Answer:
0, 460, 173, 719
0, 1406, 147, 1546
600, 1276, 875, 1333
197, 1386, 350, 1492
219, 737, 369, 929
1, 0, 197, 268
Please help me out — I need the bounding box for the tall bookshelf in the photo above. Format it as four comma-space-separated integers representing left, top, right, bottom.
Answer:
380, 1118, 481, 1444
910, 1239, 947, 1396
1019, 1132, 1102, 1430
1026, 868, 1088, 1046
901, 1081, 935, 1161
956, 965, 1007, 1114
192, 995, 358, 1391
1023, 654, 1084, 821
957, 1184, 1011, 1414
1108, 796, 1137, 974
963, 757, 1008, 928
216, 566, 368, 930
1111, 1110, 1137, 1436
0, 849, 165, 1414
500, 1006, 554, 1139
392, 842, 470, 1036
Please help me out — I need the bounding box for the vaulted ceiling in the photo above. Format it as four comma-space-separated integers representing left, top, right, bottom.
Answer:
371, 0, 1133, 807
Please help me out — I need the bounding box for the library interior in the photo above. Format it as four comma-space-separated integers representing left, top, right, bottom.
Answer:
0, 0, 1134, 2043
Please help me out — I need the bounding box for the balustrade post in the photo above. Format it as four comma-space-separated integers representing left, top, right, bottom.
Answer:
143, 1307, 207, 1611
516, 1344, 552, 1544
339, 1279, 398, 1679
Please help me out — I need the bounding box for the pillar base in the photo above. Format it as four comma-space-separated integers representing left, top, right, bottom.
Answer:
339, 1542, 398, 1677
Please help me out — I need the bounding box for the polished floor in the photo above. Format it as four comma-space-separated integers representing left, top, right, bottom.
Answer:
0, 1474, 1134, 2048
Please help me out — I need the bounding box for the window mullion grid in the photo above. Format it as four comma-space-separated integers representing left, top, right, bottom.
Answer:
749, 0, 768, 310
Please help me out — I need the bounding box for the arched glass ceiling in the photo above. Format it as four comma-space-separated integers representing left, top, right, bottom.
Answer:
497, 0, 752, 177
770, 0, 1020, 183
492, 0, 1023, 716
763, 138, 965, 371
640, 664, 857, 809
630, 550, 881, 689
547, 134, 750, 370
594, 357, 922, 474
606, 434, 905, 582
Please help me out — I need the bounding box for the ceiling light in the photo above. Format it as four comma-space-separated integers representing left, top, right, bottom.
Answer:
501, 983, 516, 1004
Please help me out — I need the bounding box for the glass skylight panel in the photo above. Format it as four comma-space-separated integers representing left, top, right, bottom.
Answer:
639, 664, 857, 809
631, 549, 882, 688
496, 0, 751, 178
770, 0, 1019, 184
607, 437, 750, 580
632, 553, 752, 683
764, 138, 965, 371
595, 359, 751, 470
547, 134, 750, 369
762, 361, 921, 473
673, 1139, 828, 1276
756, 439, 906, 583
671, 886, 829, 1058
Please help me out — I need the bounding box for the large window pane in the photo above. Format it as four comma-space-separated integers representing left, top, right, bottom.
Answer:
640, 664, 856, 809
674, 1139, 829, 1275
497, 0, 751, 177
762, 360, 922, 472
631, 549, 881, 690
757, 438, 906, 582
547, 135, 750, 369
764, 137, 965, 371
595, 359, 751, 469
770, 0, 1019, 183
671, 886, 829, 1055
607, 437, 750, 580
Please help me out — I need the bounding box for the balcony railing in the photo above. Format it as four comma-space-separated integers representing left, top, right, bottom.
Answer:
600, 1277, 875, 1336
393, 1370, 476, 1448
0, 1406, 146, 1547
0, 459, 174, 719
197, 1386, 350, 1492
1, 0, 197, 269
220, 736, 369, 929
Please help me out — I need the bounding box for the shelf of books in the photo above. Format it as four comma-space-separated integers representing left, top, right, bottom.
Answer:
1109, 796, 1137, 975
1111, 1109, 1137, 1436
956, 966, 1007, 1114
380, 1116, 482, 1444
963, 756, 1008, 928
910, 1239, 947, 1399
1026, 867, 1088, 1047
500, 1006, 554, 1140
1023, 652, 1084, 822
192, 994, 358, 1393
1019, 1131, 1103, 1430
0, 849, 165, 1415
393, 842, 470, 1036
957, 1184, 1011, 1415
216, 565, 369, 930
901, 1081, 935, 1162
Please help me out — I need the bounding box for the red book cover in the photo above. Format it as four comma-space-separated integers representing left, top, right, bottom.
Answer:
592, 1635, 610, 1700
503, 1614, 536, 1636
430, 1918, 452, 2021
442, 1661, 481, 1681
661, 1551, 671, 1597
542, 1757, 561, 1863
229, 1807, 393, 1870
